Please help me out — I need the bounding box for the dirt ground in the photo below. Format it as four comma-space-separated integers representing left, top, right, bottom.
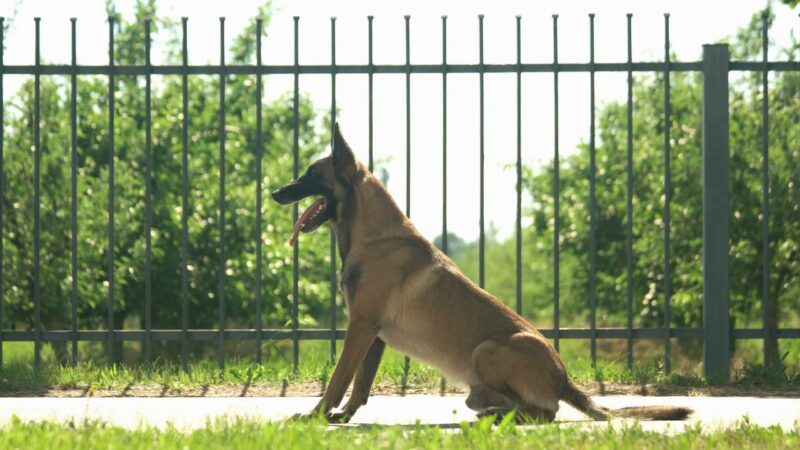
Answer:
2, 381, 799, 398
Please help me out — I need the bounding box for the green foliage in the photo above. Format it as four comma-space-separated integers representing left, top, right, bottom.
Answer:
520, 69, 709, 330
450, 9, 799, 368
1, 1, 337, 363
0, 417, 798, 450
736, 351, 799, 386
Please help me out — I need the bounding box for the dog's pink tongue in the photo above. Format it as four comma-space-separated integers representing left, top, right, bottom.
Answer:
289, 198, 325, 247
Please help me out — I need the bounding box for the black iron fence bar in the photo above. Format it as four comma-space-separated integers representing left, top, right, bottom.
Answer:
552, 14, 560, 353
0, 16, 4, 370
441, 19, 453, 405
70, 18, 79, 367
5, 327, 799, 342
0, 329, 345, 341
663, 13, 672, 374
440, 15, 449, 396
6, 60, 800, 77
625, 13, 634, 370
292, 16, 300, 373
732, 328, 800, 339
34, 17, 42, 371
702, 44, 731, 381
329, 17, 337, 367
730, 61, 800, 70
31, 327, 800, 341
218, 17, 227, 370
441, 15, 448, 257
180, 17, 190, 372
368, 16, 374, 172
7, 61, 743, 75
255, 18, 264, 364
478, 15, 485, 289
760, 11, 770, 368
403, 13, 412, 383
405, 15, 411, 219
106, 17, 116, 367
515, 15, 522, 316
588, 13, 597, 368
144, 18, 153, 365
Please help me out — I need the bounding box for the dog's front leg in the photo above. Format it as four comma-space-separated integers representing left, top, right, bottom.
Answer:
327, 337, 386, 423
302, 319, 379, 420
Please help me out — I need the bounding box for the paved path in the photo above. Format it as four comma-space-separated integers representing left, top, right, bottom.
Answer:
1, 395, 798, 433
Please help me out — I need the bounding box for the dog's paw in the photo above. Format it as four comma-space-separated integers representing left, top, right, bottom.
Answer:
286, 412, 318, 422
477, 407, 517, 425
326, 411, 354, 424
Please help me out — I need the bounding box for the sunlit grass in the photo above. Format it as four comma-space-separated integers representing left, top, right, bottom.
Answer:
1, 340, 797, 393
0, 341, 442, 392
0, 416, 797, 450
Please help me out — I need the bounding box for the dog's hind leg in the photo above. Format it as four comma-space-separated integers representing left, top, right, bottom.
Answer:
465, 383, 519, 412
471, 333, 565, 423
466, 386, 532, 425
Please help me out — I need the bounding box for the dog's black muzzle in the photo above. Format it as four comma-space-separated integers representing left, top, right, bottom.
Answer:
271, 176, 316, 205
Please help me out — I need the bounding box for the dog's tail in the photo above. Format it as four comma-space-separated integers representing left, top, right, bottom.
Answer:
560, 379, 693, 421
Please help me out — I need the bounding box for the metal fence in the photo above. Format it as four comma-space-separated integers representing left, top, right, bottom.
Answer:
1, 13, 799, 382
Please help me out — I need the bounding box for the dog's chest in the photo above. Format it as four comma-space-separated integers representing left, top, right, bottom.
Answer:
377, 324, 430, 359
377, 296, 473, 384
340, 254, 473, 384
378, 324, 470, 384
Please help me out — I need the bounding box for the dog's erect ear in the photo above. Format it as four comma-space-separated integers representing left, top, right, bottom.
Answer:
332, 123, 356, 175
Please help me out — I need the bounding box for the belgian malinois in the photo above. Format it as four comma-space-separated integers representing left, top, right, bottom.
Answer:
272, 124, 692, 423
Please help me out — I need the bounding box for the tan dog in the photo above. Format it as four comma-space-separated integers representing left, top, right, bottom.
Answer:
272, 124, 691, 423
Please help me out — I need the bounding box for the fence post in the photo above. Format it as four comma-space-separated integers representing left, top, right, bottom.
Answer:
701, 44, 730, 382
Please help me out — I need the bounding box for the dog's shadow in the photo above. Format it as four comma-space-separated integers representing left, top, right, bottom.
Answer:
327, 420, 583, 430
329, 422, 464, 430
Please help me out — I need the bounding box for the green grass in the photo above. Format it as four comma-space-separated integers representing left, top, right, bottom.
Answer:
0, 341, 442, 392
1, 340, 798, 393
0, 416, 797, 450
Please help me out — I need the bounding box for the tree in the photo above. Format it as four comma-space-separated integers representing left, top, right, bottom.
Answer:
1, 1, 336, 364
522, 8, 799, 367
432, 232, 466, 257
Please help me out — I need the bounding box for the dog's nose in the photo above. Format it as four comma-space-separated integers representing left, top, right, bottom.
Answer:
271, 189, 282, 201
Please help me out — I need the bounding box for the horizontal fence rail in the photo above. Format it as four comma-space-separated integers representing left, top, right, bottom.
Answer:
2, 327, 800, 342
3, 61, 800, 75
0, 13, 799, 383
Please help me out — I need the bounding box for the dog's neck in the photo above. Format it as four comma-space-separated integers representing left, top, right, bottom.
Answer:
332, 169, 415, 264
